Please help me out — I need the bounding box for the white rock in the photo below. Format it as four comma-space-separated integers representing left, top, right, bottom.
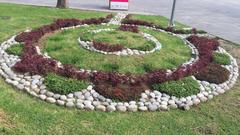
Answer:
107, 105, 116, 112
169, 104, 178, 109
57, 100, 65, 106
96, 105, 106, 112
217, 89, 225, 94
66, 102, 75, 108
168, 100, 175, 105
92, 101, 101, 106
161, 101, 168, 106
193, 98, 201, 105
141, 93, 148, 99
39, 95, 47, 100
84, 104, 95, 111
67, 93, 74, 98
128, 105, 138, 112
53, 94, 61, 99
159, 105, 168, 111
149, 93, 155, 98
129, 101, 136, 105
84, 100, 92, 106
148, 104, 158, 111
76, 103, 84, 109
46, 91, 54, 97
199, 96, 208, 102
46, 97, 56, 104
16, 84, 24, 90
183, 105, 190, 110
116, 105, 127, 112
197, 93, 204, 98
207, 95, 214, 100
87, 85, 93, 90
139, 106, 148, 111
60, 95, 67, 100
180, 98, 187, 103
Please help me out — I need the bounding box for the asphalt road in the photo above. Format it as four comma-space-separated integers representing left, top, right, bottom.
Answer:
0, 0, 240, 44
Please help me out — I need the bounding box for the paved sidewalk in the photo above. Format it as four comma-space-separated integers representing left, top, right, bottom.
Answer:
0, 0, 240, 44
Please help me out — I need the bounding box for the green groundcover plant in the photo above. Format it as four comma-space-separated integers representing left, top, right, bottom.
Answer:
5, 44, 23, 56
44, 73, 90, 95
152, 77, 200, 98
213, 52, 231, 65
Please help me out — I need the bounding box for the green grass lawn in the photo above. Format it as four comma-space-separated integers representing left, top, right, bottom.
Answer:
44, 25, 191, 74
80, 29, 156, 51
0, 3, 240, 135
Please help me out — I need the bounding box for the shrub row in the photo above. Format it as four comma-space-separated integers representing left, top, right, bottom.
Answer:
15, 14, 113, 43
92, 40, 124, 52
121, 14, 206, 34
118, 25, 139, 33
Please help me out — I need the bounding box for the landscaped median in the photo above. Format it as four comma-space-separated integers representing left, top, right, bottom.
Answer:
0, 12, 238, 112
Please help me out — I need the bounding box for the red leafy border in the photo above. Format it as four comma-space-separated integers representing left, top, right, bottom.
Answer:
121, 14, 206, 34
118, 25, 139, 33
92, 40, 125, 52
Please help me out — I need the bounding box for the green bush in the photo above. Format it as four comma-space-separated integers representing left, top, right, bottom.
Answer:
5, 44, 23, 56
213, 52, 231, 65
44, 73, 90, 95
152, 77, 200, 98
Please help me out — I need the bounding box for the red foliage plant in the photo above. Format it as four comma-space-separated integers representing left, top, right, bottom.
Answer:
92, 41, 124, 52
13, 54, 58, 75
15, 14, 113, 43
119, 25, 139, 33
122, 15, 205, 34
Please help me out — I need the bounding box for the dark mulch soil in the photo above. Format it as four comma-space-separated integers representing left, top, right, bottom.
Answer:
94, 83, 150, 101
195, 63, 230, 84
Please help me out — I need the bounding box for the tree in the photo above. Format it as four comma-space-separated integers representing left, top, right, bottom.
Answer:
56, 0, 68, 8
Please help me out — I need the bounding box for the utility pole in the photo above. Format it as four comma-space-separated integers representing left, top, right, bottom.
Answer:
169, 0, 177, 27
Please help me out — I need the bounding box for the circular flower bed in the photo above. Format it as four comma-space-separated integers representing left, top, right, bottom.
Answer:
0, 13, 238, 112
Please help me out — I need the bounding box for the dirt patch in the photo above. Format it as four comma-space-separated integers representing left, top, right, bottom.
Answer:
0, 16, 11, 20
219, 39, 240, 66
80, 120, 93, 128
193, 122, 219, 135
94, 83, 149, 102
0, 109, 16, 129
38, 31, 59, 49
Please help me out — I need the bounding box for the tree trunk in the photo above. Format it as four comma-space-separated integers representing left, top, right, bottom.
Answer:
56, 0, 68, 8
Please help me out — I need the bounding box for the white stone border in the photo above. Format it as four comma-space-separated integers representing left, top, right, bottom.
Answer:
78, 28, 162, 56
0, 13, 238, 112
108, 12, 128, 25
